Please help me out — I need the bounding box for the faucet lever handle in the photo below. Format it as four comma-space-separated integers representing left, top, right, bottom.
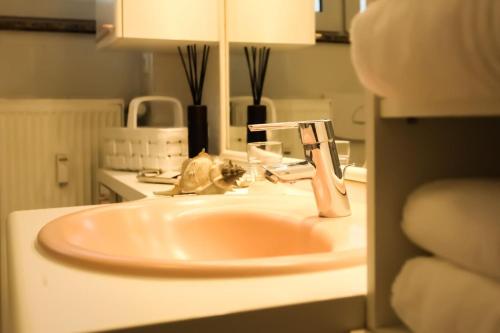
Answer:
248, 121, 299, 132
248, 119, 330, 132
248, 119, 334, 145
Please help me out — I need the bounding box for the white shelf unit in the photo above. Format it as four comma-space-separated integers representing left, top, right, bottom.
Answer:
96, 0, 221, 50
380, 98, 500, 119
366, 95, 500, 331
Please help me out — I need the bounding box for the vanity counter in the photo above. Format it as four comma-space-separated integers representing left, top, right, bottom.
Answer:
96, 169, 174, 201
96, 167, 367, 202
7, 173, 367, 333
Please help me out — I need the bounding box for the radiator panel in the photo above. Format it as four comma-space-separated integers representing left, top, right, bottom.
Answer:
0, 99, 122, 212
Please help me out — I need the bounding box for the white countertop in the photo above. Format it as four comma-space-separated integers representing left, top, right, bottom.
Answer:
7, 170, 367, 333
96, 169, 173, 201
96, 167, 367, 202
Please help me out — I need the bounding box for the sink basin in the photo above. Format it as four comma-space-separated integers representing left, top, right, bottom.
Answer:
38, 195, 365, 276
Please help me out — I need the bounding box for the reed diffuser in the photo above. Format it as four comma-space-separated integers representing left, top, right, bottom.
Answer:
178, 44, 210, 157
244, 46, 271, 143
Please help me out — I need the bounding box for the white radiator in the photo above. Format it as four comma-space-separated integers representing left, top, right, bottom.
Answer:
0, 99, 123, 333
0, 99, 123, 213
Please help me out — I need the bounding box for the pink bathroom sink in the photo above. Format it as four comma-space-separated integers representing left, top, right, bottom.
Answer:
38, 195, 365, 276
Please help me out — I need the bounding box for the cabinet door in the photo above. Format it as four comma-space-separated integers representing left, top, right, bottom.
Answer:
96, 0, 220, 49
226, 0, 315, 46
122, 0, 219, 42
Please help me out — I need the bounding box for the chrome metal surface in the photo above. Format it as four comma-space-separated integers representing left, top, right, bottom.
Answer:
249, 120, 351, 218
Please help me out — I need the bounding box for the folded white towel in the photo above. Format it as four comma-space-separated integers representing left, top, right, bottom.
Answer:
403, 178, 500, 280
350, 0, 500, 102
392, 257, 500, 333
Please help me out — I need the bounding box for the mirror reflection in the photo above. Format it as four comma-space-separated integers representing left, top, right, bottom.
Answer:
316, 0, 367, 43
228, 0, 366, 166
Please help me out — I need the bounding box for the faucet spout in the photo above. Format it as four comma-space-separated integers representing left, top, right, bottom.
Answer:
249, 120, 351, 218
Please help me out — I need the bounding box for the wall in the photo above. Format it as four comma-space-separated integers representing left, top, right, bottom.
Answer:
0, 0, 145, 101
0, 0, 94, 19
0, 31, 145, 101
263, 44, 362, 98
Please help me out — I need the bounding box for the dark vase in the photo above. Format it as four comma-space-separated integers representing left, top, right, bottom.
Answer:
246, 104, 267, 143
187, 105, 208, 157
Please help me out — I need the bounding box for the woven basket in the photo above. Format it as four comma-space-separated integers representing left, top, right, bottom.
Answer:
101, 96, 188, 172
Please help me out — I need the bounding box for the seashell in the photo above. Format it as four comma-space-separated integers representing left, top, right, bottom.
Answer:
154, 151, 245, 196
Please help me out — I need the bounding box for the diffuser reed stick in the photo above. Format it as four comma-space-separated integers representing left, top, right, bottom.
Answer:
177, 44, 210, 106
244, 46, 271, 105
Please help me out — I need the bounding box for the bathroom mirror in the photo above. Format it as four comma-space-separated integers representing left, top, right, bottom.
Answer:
316, 0, 367, 43
223, 0, 367, 166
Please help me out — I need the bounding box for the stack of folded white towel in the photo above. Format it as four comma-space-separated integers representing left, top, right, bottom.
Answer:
350, 0, 500, 102
393, 179, 500, 333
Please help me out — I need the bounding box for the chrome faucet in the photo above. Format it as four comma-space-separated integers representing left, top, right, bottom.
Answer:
248, 120, 351, 218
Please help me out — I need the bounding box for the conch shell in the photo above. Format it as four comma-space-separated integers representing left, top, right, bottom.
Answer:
155, 151, 245, 196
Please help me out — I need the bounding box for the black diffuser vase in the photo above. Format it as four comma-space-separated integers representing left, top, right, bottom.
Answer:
187, 105, 208, 157
178, 44, 210, 157
244, 46, 271, 143
247, 104, 267, 142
